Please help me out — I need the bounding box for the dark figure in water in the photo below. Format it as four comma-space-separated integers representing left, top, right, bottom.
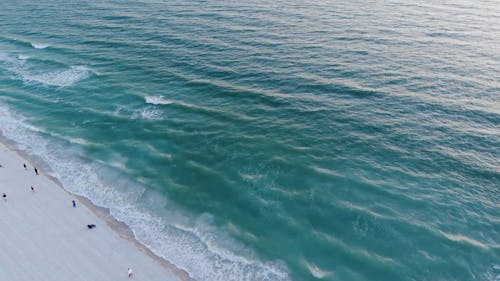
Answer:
34, 167, 38, 175
72, 200, 76, 208
23, 164, 27, 169
31, 186, 35, 192
2, 193, 6, 201
87, 224, 96, 229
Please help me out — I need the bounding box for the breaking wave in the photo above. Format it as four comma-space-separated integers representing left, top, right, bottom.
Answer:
0, 104, 291, 281
31, 42, 50, 49
0, 53, 91, 87
145, 95, 174, 105
22, 65, 91, 87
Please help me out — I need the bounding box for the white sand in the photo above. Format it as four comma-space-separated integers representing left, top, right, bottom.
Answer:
0, 142, 186, 281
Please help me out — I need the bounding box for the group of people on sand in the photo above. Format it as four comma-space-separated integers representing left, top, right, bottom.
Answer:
1, 161, 135, 278
22, 163, 38, 175
2, 164, 40, 201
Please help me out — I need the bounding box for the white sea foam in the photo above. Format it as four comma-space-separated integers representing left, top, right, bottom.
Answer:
0, 53, 91, 87
131, 107, 164, 120
145, 95, 174, 105
0, 52, 19, 65
22, 65, 91, 87
0, 104, 291, 281
31, 42, 50, 49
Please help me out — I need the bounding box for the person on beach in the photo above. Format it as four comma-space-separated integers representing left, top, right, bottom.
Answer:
34, 167, 38, 175
72, 200, 76, 207
128, 268, 133, 278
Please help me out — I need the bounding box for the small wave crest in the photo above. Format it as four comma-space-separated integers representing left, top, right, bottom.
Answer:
31, 42, 50, 49
145, 95, 174, 105
439, 231, 489, 250
302, 259, 332, 279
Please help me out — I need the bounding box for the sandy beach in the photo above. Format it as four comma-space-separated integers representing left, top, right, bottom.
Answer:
0, 142, 188, 281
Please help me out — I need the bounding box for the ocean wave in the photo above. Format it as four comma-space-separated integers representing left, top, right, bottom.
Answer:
0, 36, 50, 50
0, 53, 91, 87
145, 95, 174, 105
439, 231, 489, 250
142, 92, 255, 123
310, 165, 344, 178
31, 42, 50, 49
302, 259, 333, 279
22, 65, 91, 87
0, 104, 291, 281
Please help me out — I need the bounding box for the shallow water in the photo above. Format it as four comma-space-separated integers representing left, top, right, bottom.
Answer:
0, 0, 499, 280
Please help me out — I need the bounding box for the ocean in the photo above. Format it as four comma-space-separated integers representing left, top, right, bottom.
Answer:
0, 0, 499, 280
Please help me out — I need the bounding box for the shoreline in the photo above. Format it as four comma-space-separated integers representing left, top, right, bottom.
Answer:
73, 194, 194, 281
0, 137, 194, 281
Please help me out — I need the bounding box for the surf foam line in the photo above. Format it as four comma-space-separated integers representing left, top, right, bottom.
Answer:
0, 53, 91, 87
22, 65, 91, 87
0, 104, 291, 281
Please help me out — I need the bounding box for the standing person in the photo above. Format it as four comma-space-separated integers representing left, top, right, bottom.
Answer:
72, 200, 76, 208
34, 167, 38, 175
128, 268, 133, 278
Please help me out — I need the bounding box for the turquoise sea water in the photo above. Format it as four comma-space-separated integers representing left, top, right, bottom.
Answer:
0, 0, 499, 280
